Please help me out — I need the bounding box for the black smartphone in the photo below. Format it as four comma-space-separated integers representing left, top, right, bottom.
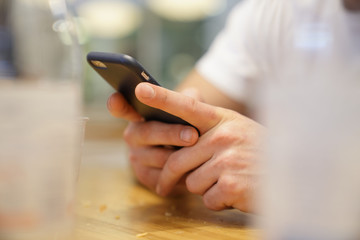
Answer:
87, 51, 193, 127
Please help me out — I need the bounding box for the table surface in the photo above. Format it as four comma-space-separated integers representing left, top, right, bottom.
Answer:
74, 140, 260, 240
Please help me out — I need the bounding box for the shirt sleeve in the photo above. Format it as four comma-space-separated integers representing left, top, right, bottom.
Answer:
195, 1, 260, 104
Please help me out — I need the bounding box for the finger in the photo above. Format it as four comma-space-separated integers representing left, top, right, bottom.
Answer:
131, 164, 161, 192
202, 182, 229, 211
202, 174, 254, 212
107, 92, 143, 122
155, 137, 213, 196
129, 146, 174, 169
185, 157, 219, 195
179, 88, 203, 102
202, 174, 240, 211
135, 83, 221, 134
124, 121, 198, 147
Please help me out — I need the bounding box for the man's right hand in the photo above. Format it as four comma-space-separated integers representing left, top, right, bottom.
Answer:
107, 92, 199, 192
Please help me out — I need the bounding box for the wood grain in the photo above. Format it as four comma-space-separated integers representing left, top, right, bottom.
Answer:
74, 140, 260, 240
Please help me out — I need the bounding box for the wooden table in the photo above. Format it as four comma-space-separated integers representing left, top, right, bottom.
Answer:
74, 140, 260, 240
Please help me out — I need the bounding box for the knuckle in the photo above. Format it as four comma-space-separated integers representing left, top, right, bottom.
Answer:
158, 90, 169, 105
207, 106, 220, 122
187, 97, 198, 114
222, 124, 240, 140
156, 123, 176, 142
209, 129, 231, 146
209, 158, 225, 171
218, 175, 238, 197
166, 153, 182, 175
217, 150, 240, 168
208, 151, 252, 178
123, 124, 134, 144
209, 124, 246, 147
179, 96, 200, 117
203, 195, 220, 211
185, 175, 200, 194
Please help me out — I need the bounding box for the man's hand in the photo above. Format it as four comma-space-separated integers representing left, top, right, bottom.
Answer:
107, 92, 143, 122
107, 92, 199, 192
135, 82, 264, 212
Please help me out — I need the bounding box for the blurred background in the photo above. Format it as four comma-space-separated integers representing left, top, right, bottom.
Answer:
0, 0, 242, 140
2, 2, 360, 239
1, 2, 242, 237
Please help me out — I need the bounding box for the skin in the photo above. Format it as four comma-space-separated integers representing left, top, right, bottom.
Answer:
136, 82, 264, 211
108, 70, 264, 212
107, 0, 359, 212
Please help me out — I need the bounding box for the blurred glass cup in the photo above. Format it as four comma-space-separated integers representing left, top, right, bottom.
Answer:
258, 1, 360, 239
0, 0, 85, 239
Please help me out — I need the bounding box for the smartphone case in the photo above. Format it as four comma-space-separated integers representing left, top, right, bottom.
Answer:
87, 52, 193, 127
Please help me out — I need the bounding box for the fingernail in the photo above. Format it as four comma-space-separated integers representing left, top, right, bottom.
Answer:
180, 127, 194, 143
107, 96, 113, 110
140, 84, 155, 99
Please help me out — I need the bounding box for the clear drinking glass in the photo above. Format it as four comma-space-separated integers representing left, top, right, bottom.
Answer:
0, 0, 84, 239
259, 1, 360, 239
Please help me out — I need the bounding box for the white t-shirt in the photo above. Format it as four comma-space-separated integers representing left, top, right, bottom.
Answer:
196, 0, 360, 105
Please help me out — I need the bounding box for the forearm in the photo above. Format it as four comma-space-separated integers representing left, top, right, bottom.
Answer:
176, 69, 248, 115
